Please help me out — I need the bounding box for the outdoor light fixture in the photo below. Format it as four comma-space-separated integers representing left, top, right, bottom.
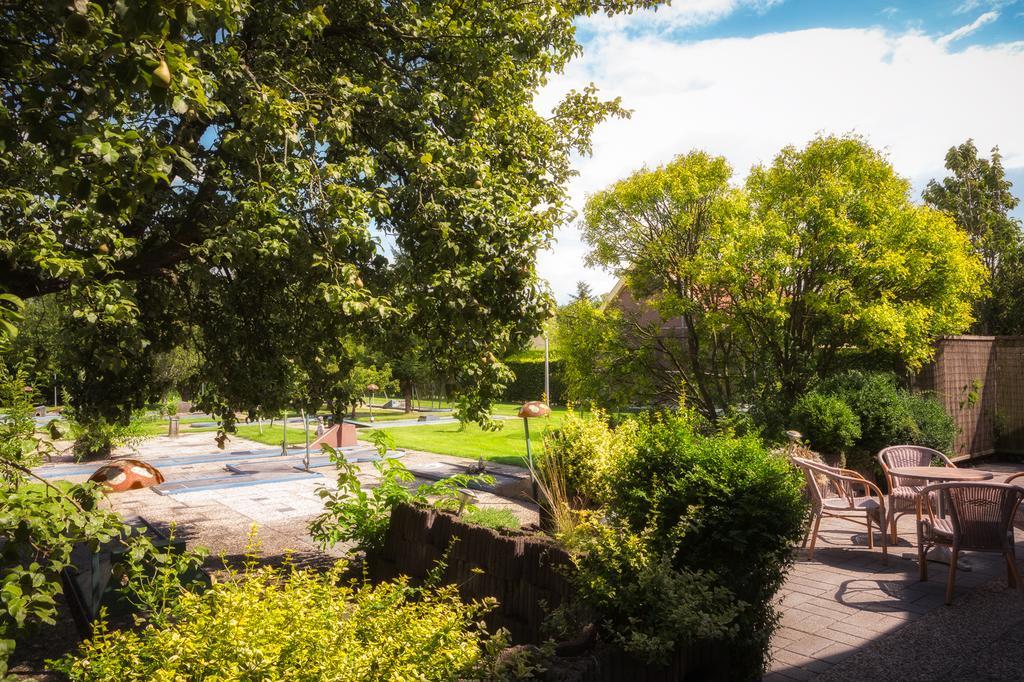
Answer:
519, 401, 551, 499
367, 383, 379, 423
456, 488, 478, 516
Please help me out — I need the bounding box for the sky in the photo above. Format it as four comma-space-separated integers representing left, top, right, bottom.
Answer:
535, 0, 1024, 302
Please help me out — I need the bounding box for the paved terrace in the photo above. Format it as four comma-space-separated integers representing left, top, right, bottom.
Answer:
769, 462, 1024, 681
39, 432, 537, 570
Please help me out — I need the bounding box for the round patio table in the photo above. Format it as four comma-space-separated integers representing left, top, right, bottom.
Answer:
888, 466, 994, 570
887, 466, 993, 484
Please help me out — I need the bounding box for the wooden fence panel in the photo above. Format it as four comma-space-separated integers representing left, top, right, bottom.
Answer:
919, 335, 1024, 459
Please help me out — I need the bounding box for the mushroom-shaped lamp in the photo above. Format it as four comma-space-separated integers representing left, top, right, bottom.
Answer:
519, 401, 551, 499
88, 459, 165, 493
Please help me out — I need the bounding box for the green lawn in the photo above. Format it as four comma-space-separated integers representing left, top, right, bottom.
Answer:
139, 403, 569, 463
376, 404, 567, 467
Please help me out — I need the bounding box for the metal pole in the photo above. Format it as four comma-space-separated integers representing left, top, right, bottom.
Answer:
53, 374, 58, 408
302, 409, 310, 471
281, 409, 288, 456
369, 392, 375, 423
544, 334, 550, 403
523, 417, 537, 500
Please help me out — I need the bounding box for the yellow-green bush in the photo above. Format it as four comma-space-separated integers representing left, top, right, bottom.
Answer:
540, 408, 637, 504
53, 563, 501, 681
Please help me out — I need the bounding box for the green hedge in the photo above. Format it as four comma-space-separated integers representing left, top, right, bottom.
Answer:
603, 411, 807, 678
503, 358, 564, 403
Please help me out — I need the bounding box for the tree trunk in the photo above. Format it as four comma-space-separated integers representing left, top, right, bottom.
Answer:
402, 378, 414, 413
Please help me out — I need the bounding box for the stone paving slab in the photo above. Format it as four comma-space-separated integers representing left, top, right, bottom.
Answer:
768, 465, 1024, 680
31, 431, 540, 574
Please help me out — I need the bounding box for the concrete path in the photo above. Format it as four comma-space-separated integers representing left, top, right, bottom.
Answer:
33, 431, 538, 572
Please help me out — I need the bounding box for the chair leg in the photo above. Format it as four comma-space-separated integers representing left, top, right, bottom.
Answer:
866, 514, 874, 549
918, 539, 928, 582
807, 515, 821, 560
890, 512, 899, 545
1007, 552, 1022, 591
945, 546, 958, 605
879, 514, 888, 564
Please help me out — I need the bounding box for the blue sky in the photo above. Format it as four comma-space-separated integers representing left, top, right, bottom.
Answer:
604, 1, 1024, 44
538, 0, 1024, 301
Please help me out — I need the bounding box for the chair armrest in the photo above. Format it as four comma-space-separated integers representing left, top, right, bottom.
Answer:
1006, 472, 1024, 486
831, 470, 886, 501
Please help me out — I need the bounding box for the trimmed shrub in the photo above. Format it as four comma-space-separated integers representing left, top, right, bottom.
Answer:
791, 392, 861, 458
53, 563, 501, 681
604, 411, 806, 679
906, 392, 956, 453
806, 371, 957, 468
503, 358, 564, 403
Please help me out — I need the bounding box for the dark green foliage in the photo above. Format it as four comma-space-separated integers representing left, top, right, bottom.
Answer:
563, 521, 740, 666
923, 140, 1023, 334
906, 393, 958, 453
791, 392, 861, 457
2, 0, 658, 429
816, 371, 956, 456
602, 411, 807, 678
503, 358, 563, 403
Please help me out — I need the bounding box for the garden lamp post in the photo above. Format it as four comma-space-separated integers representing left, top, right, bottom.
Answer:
367, 383, 379, 423
302, 408, 310, 471
281, 409, 289, 456
518, 401, 550, 500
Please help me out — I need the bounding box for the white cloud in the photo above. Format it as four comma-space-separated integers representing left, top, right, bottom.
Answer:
938, 10, 999, 45
536, 24, 1024, 302
955, 0, 983, 14
576, 0, 781, 33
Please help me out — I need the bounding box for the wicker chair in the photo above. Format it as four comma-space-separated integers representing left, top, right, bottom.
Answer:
792, 457, 887, 562
877, 445, 956, 544
916, 482, 1024, 604
1008, 473, 1024, 532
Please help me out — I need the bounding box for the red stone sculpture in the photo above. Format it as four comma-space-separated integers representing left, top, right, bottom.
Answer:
88, 459, 165, 492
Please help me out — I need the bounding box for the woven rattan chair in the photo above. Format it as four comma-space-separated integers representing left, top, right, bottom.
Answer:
916, 481, 1024, 604
1007, 472, 1024, 532
793, 457, 887, 562
878, 445, 956, 544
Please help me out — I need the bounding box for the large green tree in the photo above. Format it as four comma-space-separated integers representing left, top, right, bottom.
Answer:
1, 0, 657, 427
583, 151, 747, 418
554, 298, 653, 412
923, 139, 1023, 333
735, 136, 984, 408
582, 137, 985, 420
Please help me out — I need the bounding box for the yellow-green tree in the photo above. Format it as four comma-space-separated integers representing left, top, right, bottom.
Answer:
734, 135, 985, 407
581, 137, 985, 419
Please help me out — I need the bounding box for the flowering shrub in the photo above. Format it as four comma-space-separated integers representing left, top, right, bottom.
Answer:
53, 563, 503, 681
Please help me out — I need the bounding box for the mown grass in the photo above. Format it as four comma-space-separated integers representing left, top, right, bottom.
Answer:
376, 404, 567, 468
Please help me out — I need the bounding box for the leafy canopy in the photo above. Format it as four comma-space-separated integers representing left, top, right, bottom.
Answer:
923, 139, 1023, 334
1, 0, 661, 426
581, 136, 985, 419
